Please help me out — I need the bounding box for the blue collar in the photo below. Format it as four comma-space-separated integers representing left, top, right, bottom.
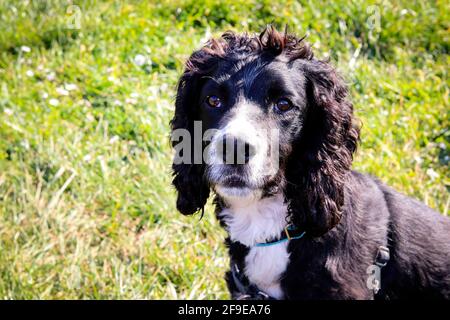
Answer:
255, 225, 306, 247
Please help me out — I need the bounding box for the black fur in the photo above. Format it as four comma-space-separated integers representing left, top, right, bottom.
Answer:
170, 26, 450, 299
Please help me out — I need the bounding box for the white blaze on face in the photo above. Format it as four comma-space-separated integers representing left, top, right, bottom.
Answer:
206, 97, 274, 198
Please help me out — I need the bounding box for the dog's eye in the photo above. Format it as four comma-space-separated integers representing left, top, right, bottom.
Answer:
274, 98, 293, 112
205, 95, 222, 108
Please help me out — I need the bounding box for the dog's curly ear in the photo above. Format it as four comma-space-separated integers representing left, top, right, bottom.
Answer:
285, 59, 360, 237
170, 68, 210, 215
170, 39, 227, 215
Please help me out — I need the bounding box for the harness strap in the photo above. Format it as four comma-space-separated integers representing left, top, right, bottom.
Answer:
373, 245, 390, 295
375, 246, 390, 267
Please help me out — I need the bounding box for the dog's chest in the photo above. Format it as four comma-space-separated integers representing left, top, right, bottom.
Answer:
219, 194, 290, 299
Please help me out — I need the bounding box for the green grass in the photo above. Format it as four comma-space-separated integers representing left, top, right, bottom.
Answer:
0, 0, 448, 299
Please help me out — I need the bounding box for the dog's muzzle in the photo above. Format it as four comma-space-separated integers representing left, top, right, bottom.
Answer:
216, 134, 256, 165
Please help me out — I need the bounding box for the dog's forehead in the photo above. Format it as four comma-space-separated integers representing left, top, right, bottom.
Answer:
214, 55, 295, 89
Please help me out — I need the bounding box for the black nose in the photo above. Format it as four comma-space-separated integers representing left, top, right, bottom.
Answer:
219, 135, 255, 165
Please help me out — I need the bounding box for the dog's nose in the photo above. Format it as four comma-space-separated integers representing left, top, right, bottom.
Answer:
219, 135, 255, 165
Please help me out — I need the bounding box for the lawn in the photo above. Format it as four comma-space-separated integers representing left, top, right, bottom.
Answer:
0, 0, 448, 299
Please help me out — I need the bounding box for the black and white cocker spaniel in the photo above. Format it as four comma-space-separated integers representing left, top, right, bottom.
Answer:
170, 26, 450, 300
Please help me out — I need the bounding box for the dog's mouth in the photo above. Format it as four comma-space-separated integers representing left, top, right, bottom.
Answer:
220, 175, 249, 188
212, 174, 256, 198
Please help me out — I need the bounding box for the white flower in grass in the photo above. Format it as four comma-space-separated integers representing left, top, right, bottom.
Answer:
26, 70, 34, 77
141, 117, 151, 125
130, 92, 139, 99
21, 46, 31, 53
83, 99, 92, 107
109, 135, 119, 144
426, 168, 439, 181
47, 72, 56, 81
125, 98, 137, 105
147, 86, 160, 101
107, 75, 120, 84
4, 108, 13, 116
133, 54, 147, 67
160, 83, 168, 92
147, 86, 158, 98
56, 87, 69, 96
86, 113, 95, 122
83, 154, 92, 162
20, 140, 30, 150
113, 99, 122, 106
49, 98, 59, 106
65, 83, 78, 91
42, 92, 48, 99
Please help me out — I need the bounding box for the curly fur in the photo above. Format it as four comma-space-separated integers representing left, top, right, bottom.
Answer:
170, 26, 450, 299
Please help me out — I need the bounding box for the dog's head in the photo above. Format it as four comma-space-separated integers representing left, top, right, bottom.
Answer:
171, 26, 359, 236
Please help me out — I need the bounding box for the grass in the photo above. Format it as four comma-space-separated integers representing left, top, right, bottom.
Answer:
0, 0, 448, 299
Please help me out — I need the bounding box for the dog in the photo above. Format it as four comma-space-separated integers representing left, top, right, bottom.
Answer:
170, 26, 450, 299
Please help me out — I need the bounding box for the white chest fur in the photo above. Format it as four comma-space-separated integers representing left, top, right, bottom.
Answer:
218, 193, 290, 299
